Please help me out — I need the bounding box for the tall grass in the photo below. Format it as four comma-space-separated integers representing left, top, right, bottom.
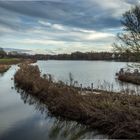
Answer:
14, 64, 140, 139
16, 90, 108, 139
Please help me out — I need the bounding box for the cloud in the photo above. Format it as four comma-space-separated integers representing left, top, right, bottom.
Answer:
0, 0, 139, 53
38, 20, 52, 27
0, 0, 136, 30
19, 39, 65, 46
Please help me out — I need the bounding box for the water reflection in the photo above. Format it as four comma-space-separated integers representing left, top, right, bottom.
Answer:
0, 69, 9, 77
0, 66, 107, 140
0, 73, 4, 77
14, 88, 108, 140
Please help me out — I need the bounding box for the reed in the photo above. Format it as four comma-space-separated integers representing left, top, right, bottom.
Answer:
14, 64, 140, 139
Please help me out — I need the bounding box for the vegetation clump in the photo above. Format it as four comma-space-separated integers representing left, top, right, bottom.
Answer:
14, 64, 140, 139
118, 74, 140, 85
117, 68, 140, 85
0, 57, 36, 74
0, 65, 10, 73
0, 58, 36, 65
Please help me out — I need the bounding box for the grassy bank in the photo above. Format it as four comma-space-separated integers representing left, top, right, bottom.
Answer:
14, 64, 140, 139
0, 58, 36, 73
0, 58, 36, 65
0, 58, 22, 65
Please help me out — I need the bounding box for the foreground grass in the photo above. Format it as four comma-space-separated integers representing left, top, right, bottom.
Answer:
0, 58, 22, 65
14, 64, 140, 139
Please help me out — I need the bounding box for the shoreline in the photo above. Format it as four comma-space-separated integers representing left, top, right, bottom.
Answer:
14, 64, 140, 139
0, 58, 37, 74
38, 59, 140, 63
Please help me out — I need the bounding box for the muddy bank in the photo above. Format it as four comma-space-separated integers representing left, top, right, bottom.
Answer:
14, 64, 140, 139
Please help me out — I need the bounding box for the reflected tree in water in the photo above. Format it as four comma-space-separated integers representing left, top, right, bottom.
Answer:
15, 87, 107, 140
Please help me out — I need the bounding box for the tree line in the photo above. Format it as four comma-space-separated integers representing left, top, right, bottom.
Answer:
1, 50, 139, 62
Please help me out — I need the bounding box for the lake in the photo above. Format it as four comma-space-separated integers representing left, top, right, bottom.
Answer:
37, 60, 140, 93
0, 60, 139, 140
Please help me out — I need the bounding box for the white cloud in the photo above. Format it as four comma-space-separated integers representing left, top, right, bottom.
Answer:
84, 31, 114, 40
39, 20, 65, 31
18, 39, 65, 46
93, 0, 134, 18
52, 24, 65, 30
38, 20, 52, 27
0, 20, 115, 54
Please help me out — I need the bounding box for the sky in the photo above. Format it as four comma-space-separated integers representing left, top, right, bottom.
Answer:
0, 0, 139, 54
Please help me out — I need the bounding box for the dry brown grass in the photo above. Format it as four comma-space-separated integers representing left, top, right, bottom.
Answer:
14, 64, 140, 139
0, 65, 10, 73
119, 74, 140, 85
0, 58, 36, 74
0, 58, 36, 65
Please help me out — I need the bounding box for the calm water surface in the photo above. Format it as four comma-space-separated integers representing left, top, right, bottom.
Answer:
37, 60, 140, 93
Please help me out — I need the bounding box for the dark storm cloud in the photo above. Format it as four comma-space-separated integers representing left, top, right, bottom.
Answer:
125, 0, 139, 4
0, 0, 131, 31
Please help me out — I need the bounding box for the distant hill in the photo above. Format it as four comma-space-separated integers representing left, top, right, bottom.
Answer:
3, 48, 32, 54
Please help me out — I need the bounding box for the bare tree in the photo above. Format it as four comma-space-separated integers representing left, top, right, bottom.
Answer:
113, 6, 140, 60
